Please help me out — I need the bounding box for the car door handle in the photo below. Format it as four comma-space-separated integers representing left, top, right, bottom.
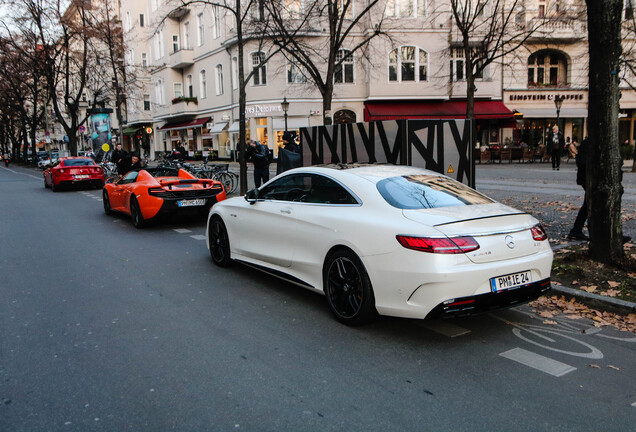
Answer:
280, 208, 292, 214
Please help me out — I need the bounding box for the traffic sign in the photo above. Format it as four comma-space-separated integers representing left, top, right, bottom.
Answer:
79, 125, 86, 133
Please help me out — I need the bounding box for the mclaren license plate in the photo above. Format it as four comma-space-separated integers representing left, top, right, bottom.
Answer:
490, 271, 531, 292
178, 198, 206, 207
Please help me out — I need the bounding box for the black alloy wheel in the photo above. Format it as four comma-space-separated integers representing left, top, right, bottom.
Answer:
208, 215, 232, 267
44, 176, 49, 188
103, 190, 112, 215
130, 196, 146, 228
324, 249, 377, 325
50, 179, 57, 192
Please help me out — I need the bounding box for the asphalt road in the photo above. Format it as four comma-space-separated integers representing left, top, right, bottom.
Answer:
1, 164, 636, 432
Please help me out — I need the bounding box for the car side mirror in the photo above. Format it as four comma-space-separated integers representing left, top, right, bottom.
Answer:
245, 188, 259, 204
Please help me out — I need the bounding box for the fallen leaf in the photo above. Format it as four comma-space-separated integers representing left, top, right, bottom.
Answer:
607, 365, 620, 371
590, 364, 601, 369
604, 289, 620, 297
581, 285, 597, 293
543, 320, 558, 325
571, 280, 580, 285
607, 281, 620, 288
540, 311, 555, 318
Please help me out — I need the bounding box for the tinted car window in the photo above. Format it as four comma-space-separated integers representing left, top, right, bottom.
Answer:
118, 171, 139, 185
64, 159, 95, 166
377, 174, 494, 209
259, 173, 357, 204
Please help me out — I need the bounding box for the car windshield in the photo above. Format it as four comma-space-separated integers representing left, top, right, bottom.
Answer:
64, 159, 94, 166
376, 174, 494, 209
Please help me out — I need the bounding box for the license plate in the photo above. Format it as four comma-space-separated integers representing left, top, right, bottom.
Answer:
75, 174, 89, 179
178, 198, 206, 207
490, 271, 531, 292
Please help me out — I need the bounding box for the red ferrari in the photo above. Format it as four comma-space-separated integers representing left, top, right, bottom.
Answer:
43, 157, 105, 191
102, 167, 227, 227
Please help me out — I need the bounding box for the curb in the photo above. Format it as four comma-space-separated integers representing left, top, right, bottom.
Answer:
550, 284, 636, 316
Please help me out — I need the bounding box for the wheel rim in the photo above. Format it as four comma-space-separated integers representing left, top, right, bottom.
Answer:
327, 257, 363, 318
210, 220, 229, 262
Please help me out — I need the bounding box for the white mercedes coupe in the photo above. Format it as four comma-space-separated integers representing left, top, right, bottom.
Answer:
207, 165, 553, 325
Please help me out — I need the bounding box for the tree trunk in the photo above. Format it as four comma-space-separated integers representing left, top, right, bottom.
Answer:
585, 0, 625, 262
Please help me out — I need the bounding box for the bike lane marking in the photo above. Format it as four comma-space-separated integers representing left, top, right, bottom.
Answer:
174, 228, 192, 234
500, 348, 576, 377
190, 235, 206, 241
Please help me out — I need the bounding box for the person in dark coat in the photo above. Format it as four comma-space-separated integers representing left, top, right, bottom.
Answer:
568, 138, 589, 240
276, 132, 302, 175
246, 140, 271, 188
111, 143, 128, 175
178, 144, 187, 161
547, 125, 565, 170
128, 155, 143, 171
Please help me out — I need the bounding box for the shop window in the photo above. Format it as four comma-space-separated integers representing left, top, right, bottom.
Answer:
333, 110, 356, 124
389, 46, 428, 82
527, 50, 568, 87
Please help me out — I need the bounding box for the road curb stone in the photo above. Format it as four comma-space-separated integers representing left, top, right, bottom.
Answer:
550, 284, 636, 316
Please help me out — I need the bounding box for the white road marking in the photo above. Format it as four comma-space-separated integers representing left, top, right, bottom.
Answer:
632, 402, 636, 408
500, 347, 576, 377
174, 228, 192, 233
418, 320, 471, 338
190, 235, 206, 241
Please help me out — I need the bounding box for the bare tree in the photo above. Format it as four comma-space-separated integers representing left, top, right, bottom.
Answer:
585, 0, 626, 262
448, 0, 547, 119
264, 0, 386, 126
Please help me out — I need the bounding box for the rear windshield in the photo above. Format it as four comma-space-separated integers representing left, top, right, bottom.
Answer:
376, 174, 494, 209
64, 159, 94, 166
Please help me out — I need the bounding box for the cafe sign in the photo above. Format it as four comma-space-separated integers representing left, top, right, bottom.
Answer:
509, 93, 585, 102
245, 104, 283, 116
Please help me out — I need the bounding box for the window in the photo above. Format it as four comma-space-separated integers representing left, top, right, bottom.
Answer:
259, 174, 358, 205
377, 175, 493, 210
200, 70, 207, 99
284, 0, 303, 19
338, 0, 353, 19
334, 49, 354, 84
527, 50, 568, 87
155, 79, 164, 105
251, 52, 267, 86
143, 94, 151, 111
250, 0, 265, 21
197, 13, 205, 45
183, 21, 190, 50
385, 0, 426, 17
389, 46, 427, 82
449, 48, 484, 82
142, 52, 148, 68
172, 34, 179, 53
159, 29, 165, 58
212, 6, 222, 39
139, 13, 145, 27
126, 11, 131, 31
232, 57, 238, 90
215, 65, 224, 95
174, 82, 183, 99
287, 61, 307, 84
186, 74, 193, 97
627, 0, 634, 19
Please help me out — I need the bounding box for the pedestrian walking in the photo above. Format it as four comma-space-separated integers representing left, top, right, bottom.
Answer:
246, 140, 271, 188
547, 125, 564, 170
3, 152, 9, 167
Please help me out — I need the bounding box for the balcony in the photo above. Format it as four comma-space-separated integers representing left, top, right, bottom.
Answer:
170, 99, 199, 116
169, 48, 194, 69
526, 17, 587, 43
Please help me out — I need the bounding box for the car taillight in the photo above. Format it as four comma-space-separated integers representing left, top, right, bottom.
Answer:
531, 224, 548, 241
396, 235, 480, 254
58, 169, 65, 173
148, 187, 170, 197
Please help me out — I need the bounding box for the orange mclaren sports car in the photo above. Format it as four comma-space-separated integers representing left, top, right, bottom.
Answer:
102, 167, 226, 228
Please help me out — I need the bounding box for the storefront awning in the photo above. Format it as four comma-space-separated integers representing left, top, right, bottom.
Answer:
208, 122, 228, 133
122, 126, 143, 135
364, 100, 514, 121
159, 117, 211, 131
228, 121, 240, 133
516, 108, 588, 118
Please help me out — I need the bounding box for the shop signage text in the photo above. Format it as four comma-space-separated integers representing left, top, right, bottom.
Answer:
245, 104, 283, 115
509, 93, 585, 102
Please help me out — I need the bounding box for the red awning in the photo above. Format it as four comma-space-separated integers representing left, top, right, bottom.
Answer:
159, 117, 210, 131
364, 101, 514, 122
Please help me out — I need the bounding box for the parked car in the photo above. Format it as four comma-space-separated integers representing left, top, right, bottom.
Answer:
43, 157, 105, 191
38, 152, 59, 168
103, 167, 226, 228
206, 165, 553, 325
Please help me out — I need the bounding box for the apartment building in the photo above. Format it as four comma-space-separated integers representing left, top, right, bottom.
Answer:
119, 0, 636, 161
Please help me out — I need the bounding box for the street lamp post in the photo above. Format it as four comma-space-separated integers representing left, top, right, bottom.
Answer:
554, 95, 564, 130
281, 97, 289, 132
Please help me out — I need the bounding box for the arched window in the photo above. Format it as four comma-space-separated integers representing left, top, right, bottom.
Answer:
389, 46, 428, 82
333, 109, 356, 124
527, 50, 568, 87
